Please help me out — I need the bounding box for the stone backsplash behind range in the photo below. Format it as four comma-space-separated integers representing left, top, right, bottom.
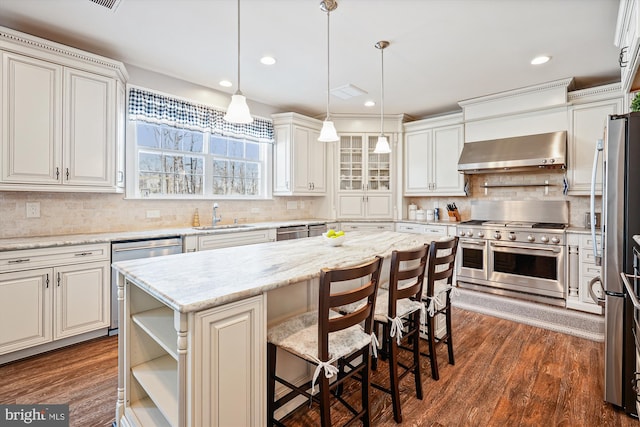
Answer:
0, 192, 321, 239
407, 170, 596, 228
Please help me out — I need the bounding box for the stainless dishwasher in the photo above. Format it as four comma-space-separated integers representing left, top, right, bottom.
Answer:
276, 225, 309, 240
110, 236, 183, 333
309, 223, 328, 237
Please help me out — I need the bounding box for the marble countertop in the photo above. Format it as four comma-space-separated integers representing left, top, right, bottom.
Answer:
0, 219, 331, 252
112, 231, 442, 314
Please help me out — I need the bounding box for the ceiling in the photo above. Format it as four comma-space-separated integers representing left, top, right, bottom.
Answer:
0, 0, 623, 120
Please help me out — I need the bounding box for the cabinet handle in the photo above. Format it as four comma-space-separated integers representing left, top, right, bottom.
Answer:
74, 252, 93, 257
8, 258, 30, 264
117, 171, 124, 183
312, 182, 315, 190
620, 46, 629, 68
45, 273, 49, 289
57, 272, 61, 287
56, 167, 60, 180
66, 168, 70, 180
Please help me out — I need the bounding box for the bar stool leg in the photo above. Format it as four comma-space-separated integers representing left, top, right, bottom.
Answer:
362, 348, 372, 427
319, 374, 332, 427
267, 342, 277, 425
412, 313, 423, 400
389, 335, 402, 423
427, 314, 439, 381
446, 296, 455, 365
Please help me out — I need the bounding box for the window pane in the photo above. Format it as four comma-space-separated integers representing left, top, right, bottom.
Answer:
210, 135, 227, 156
138, 123, 203, 152
137, 123, 162, 148
228, 139, 244, 158
139, 151, 163, 172
245, 142, 259, 161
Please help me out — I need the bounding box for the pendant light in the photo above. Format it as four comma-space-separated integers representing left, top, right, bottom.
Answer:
318, 0, 339, 142
374, 40, 391, 154
224, 0, 253, 124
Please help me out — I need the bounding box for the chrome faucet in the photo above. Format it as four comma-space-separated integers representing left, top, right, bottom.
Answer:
212, 203, 222, 226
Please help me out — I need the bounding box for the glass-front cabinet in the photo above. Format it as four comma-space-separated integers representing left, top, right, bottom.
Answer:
337, 133, 393, 219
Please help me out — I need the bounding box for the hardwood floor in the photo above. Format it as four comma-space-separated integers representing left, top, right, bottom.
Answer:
0, 308, 636, 426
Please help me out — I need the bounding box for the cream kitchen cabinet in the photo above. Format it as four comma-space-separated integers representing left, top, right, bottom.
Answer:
197, 229, 276, 251
566, 231, 603, 315
337, 133, 393, 219
404, 116, 466, 196
0, 243, 110, 362
615, 0, 640, 93
118, 279, 265, 427
0, 26, 127, 193
272, 113, 326, 196
567, 91, 623, 195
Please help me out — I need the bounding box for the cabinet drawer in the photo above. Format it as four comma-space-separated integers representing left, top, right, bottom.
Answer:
422, 225, 448, 236
396, 223, 422, 234
198, 230, 273, 251
581, 234, 602, 250
582, 263, 601, 277
0, 244, 110, 273
581, 249, 601, 266
342, 222, 393, 232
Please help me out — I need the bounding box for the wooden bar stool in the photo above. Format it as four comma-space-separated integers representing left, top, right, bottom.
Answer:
267, 256, 383, 427
421, 237, 459, 380
371, 245, 429, 423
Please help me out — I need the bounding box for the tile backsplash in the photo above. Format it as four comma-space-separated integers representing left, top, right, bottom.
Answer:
0, 192, 320, 239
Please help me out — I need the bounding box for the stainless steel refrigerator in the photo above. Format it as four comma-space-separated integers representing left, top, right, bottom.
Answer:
591, 112, 640, 416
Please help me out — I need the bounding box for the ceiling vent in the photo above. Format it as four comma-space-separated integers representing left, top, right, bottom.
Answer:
331, 84, 367, 100
89, 0, 122, 12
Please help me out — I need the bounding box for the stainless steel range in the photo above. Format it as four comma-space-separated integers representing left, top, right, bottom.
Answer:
456, 200, 568, 306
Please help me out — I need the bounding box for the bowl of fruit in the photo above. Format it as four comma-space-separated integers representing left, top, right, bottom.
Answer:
324, 229, 345, 246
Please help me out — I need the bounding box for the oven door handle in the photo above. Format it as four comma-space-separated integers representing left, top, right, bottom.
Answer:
490, 242, 561, 254
460, 240, 487, 246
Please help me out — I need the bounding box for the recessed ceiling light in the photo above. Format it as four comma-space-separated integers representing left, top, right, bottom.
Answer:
260, 56, 276, 65
364, 100, 376, 107
531, 55, 551, 65
219, 80, 233, 88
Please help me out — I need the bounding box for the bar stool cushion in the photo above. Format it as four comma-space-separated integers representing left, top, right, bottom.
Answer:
374, 290, 423, 323
268, 310, 372, 364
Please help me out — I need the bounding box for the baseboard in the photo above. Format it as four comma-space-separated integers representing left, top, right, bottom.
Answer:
452, 288, 605, 342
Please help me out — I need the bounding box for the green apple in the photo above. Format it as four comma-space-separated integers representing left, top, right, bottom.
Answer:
326, 229, 336, 237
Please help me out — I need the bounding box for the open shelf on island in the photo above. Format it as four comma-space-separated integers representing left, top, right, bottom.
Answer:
132, 307, 177, 360
131, 354, 178, 427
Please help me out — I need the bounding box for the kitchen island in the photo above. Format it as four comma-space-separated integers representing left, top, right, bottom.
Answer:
112, 231, 442, 427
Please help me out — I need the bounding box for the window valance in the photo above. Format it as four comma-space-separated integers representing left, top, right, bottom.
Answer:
128, 87, 274, 143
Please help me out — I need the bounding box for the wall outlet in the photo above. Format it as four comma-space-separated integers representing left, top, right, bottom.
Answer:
26, 202, 40, 218
286, 201, 297, 210
146, 210, 160, 218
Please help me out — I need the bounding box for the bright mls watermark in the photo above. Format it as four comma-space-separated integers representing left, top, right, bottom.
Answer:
0, 405, 68, 426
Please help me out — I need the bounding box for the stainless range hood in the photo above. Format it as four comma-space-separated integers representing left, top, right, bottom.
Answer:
457, 131, 567, 174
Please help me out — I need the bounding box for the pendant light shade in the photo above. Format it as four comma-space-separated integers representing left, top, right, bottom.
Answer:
318, 0, 339, 142
374, 40, 391, 154
224, 0, 253, 124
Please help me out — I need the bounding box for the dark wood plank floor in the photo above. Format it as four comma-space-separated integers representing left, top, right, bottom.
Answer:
0, 308, 636, 426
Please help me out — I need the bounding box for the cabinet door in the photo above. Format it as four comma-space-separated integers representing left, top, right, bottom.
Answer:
339, 135, 364, 191
366, 134, 391, 192
116, 81, 126, 189
273, 124, 291, 193
307, 129, 326, 193
0, 268, 52, 355
404, 130, 431, 194
337, 194, 366, 218
568, 99, 622, 195
198, 230, 273, 251
54, 261, 110, 339
194, 295, 265, 427
365, 194, 393, 219
64, 68, 115, 187
1, 52, 62, 184
431, 125, 465, 195
292, 126, 312, 193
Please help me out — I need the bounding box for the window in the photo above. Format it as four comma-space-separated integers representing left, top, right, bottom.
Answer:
127, 87, 274, 199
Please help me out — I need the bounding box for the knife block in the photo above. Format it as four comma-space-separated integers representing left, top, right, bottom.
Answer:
448, 209, 461, 222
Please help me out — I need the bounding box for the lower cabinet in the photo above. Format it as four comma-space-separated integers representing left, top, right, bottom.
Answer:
341, 221, 394, 232
118, 280, 265, 427
0, 244, 110, 359
197, 229, 276, 251
566, 231, 603, 314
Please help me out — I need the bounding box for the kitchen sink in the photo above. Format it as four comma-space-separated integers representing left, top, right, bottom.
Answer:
193, 224, 252, 230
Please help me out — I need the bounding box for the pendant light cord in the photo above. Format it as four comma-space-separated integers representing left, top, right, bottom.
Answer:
380, 45, 384, 136
236, 0, 241, 95
326, 9, 331, 120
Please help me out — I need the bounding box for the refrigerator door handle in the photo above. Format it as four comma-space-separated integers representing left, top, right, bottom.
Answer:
588, 276, 606, 307
591, 138, 604, 266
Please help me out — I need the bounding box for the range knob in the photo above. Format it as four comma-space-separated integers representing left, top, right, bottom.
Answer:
527, 235, 535, 242
542, 159, 547, 164
540, 236, 549, 243
551, 236, 560, 244
478, 231, 485, 238
459, 230, 465, 237
494, 232, 502, 240
549, 158, 555, 164
466, 231, 474, 238
508, 234, 516, 241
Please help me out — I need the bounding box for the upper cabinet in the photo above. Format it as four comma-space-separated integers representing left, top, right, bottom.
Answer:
0, 26, 127, 193
567, 84, 623, 195
337, 133, 393, 219
272, 113, 326, 196
616, 0, 640, 93
404, 114, 466, 196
